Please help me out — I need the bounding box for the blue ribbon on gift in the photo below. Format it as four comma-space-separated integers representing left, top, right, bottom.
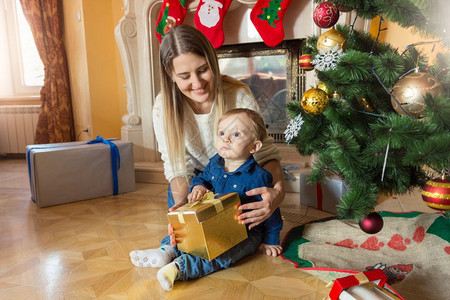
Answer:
87, 136, 121, 195
27, 136, 121, 202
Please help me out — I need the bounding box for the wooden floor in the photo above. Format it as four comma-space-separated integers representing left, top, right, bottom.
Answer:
0, 158, 434, 299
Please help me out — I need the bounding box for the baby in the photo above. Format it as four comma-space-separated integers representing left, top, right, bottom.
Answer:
188, 108, 283, 257
131, 108, 283, 291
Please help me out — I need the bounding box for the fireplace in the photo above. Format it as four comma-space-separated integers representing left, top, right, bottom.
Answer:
217, 39, 305, 142
115, 0, 371, 167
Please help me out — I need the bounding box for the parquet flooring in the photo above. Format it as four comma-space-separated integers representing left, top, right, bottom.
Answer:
0, 158, 431, 299
0, 159, 333, 299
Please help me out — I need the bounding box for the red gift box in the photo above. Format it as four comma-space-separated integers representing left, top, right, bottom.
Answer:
329, 269, 389, 300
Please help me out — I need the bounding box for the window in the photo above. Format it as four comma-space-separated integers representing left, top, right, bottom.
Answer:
0, 0, 44, 98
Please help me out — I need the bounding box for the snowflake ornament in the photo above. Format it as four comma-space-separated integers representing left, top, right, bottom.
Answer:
312, 45, 344, 72
284, 114, 304, 144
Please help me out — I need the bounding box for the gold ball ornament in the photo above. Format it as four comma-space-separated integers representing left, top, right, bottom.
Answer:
391, 72, 443, 118
317, 81, 338, 99
317, 81, 330, 95
301, 88, 329, 115
317, 28, 347, 53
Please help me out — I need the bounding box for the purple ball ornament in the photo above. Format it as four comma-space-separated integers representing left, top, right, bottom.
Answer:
359, 212, 384, 234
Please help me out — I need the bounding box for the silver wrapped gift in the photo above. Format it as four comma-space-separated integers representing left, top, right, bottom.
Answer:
300, 169, 348, 214
26, 138, 135, 207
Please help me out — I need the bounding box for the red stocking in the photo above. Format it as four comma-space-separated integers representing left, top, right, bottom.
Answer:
194, 0, 232, 48
155, 0, 188, 43
250, 0, 293, 47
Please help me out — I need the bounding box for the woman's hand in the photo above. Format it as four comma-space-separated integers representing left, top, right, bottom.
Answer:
238, 186, 283, 229
238, 159, 285, 229
168, 177, 190, 211
168, 201, 186, 212
168, 224, 177, 247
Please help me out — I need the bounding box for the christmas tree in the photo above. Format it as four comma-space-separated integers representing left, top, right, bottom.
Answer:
258, 0, 282, 27
286, 0, 450, 221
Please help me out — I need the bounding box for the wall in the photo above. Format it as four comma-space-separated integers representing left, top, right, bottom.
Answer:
62, 0, 91, 140
83, 0, 122, 139
64, 2, 445, 145
0, 3, 14, 99
63, 0, 126, 141
112, 3, 128, 121
370, 16, 448, 63
3, 2, 444, 144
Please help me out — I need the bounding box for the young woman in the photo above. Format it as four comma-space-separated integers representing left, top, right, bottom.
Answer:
154, 24, 284, 225
129, 24, 285, 272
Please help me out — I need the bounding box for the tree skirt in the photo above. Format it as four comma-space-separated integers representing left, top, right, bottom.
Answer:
281, 212, 450, 300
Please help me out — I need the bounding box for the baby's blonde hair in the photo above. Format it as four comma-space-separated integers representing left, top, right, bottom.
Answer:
218, 108, 268, 142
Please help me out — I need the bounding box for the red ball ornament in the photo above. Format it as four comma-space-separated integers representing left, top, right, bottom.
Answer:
299, 54, 314, 71
313, 1, 340, 28
359, 212, 384, 234
421, 177, 450, 210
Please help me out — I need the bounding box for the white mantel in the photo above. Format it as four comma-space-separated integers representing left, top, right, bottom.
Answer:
115, 0, 371, 166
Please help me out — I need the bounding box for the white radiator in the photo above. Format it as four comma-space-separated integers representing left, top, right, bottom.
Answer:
0, 105, 40, 154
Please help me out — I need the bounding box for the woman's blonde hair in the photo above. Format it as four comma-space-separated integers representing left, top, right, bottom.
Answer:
159, 25, 249, 178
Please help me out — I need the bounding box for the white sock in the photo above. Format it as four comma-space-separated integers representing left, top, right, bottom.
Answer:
157, 262, 179, 291
129, 245, 175, 268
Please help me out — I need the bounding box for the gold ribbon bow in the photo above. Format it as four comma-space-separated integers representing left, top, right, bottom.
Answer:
189, 192, 224, 212
354, 273, 369, 284
177, 192, 224, 224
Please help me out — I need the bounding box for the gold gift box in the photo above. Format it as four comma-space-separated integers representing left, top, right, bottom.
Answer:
167, 192, 248, 261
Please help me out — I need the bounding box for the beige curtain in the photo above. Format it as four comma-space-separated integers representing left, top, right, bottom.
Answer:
19, 0, 75, 144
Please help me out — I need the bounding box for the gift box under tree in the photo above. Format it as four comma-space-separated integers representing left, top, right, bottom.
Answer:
167, 192, 247, 260
300, 169, 349, 214
26, 137, 135, 207
328, 269, 403, 300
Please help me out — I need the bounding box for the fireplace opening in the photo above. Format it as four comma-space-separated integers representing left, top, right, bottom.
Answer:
217, 40, 305, 143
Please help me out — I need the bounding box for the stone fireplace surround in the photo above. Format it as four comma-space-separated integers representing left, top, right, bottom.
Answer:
115, 0, 371, 189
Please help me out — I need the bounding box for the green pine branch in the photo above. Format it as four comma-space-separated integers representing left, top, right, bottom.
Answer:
290, 1, 450, 219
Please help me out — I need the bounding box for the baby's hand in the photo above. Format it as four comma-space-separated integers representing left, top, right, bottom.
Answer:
260, 244, 282, 257
187, 185, 209, 203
